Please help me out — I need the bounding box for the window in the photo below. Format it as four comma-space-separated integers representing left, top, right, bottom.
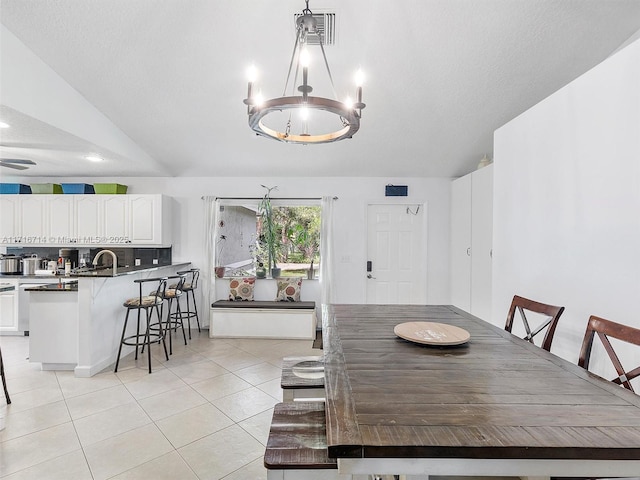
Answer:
215, 199, 321, 279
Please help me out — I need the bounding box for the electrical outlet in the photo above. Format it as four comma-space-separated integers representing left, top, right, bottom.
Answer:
135, 259, 141, 266
152, 259, 158, 265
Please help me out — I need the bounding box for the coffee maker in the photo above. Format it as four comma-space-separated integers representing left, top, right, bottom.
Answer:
59, 248, 79, 269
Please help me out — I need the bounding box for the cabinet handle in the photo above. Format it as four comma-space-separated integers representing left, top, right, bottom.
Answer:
466, 247, 471, 256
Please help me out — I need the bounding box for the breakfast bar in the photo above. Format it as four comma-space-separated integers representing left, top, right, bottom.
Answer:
25, 263, 190, 377
323, 304, 640, 478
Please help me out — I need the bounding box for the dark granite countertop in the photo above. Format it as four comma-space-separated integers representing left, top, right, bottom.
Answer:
25, 281, 78, 292
72, 262, 190, 278
0, 283, 16, 293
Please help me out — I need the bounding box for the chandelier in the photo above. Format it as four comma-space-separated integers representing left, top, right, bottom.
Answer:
243, 0, 366, 144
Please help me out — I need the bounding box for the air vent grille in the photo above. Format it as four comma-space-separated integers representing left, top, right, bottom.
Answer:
294, 12, 336, 45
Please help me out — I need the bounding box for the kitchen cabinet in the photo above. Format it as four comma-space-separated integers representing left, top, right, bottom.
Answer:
47, 195, 75, 242
0, 282, 18, 332
103, 195, 130, 241
450, 164, 493, 321
19, 195, 47, 241
76, 195, 103, 241
0, 194, 172, 247
0, 196, 20, 242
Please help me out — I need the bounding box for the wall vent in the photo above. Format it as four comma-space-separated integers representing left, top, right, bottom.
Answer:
294, 12, 336, 46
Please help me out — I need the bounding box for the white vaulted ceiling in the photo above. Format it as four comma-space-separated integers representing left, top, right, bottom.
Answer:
1, 0, 639, 178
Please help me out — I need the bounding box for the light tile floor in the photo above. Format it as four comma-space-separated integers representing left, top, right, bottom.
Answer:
0, 331, 319, 480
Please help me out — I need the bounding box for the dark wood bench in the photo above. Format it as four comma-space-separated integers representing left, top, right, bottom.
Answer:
281, 355, 325, 402
209, 300, 317, 339
264, 402, 345, 479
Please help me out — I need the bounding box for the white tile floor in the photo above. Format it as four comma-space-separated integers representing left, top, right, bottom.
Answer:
0, 331, 319, 480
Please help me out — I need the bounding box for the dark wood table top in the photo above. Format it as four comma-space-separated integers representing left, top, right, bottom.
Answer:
323, 304, 640, 463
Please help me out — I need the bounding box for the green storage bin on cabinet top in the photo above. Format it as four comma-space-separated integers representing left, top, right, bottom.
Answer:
94, 183, 128, 194
30, 183, 62, 194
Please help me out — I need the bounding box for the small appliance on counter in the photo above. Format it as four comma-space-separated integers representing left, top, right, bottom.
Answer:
59, 248, 79, 270
0, 255, 22, 274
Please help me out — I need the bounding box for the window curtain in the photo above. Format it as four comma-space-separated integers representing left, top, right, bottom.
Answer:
320, 196, 335, 307
202, 197, 220, 326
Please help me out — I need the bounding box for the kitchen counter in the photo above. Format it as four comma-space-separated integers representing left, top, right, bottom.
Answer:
72, 262, 187, 277
25, 281, 78, 292
0, 283, 16, 293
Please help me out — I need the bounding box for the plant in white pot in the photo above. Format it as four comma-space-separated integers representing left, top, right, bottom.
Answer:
258, 185, 281, 278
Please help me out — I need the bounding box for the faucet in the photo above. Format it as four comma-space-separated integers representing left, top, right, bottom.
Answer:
92, 250, 118, 275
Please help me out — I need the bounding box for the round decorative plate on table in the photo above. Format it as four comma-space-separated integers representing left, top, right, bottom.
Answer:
394, 321, 471, 346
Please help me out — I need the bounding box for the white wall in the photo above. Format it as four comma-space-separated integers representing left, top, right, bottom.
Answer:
493, 39, 640, 378
15, 176, 452, 307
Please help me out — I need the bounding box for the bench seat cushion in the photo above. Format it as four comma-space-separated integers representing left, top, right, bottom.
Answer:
211, 300, 315, 310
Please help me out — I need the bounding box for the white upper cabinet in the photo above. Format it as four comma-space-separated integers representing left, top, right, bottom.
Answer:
19, 196, 47, 241
0, 196, 20, 242
47, 196, 76, 242
0, 194, 172, 247
103, 195, 130, 242
76, 195, 103, 241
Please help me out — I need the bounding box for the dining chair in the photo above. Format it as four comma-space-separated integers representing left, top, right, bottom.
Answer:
505, 295, 565, 351
578, 315, 640, 392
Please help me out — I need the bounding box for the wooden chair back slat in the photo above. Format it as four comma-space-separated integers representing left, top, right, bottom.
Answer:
505, 295, 565, 351
579, 315, 640, 392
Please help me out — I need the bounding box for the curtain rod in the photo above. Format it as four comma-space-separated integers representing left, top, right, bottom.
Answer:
202, 196, 338, 200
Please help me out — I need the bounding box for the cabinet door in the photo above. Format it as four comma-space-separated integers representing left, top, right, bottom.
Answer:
0, 289, 18, 331
471, 165, 493, 321
0, 196, 20, 244
450, 174, 472, 312
129, 195, 160, 244
20, 196, 48, 243
48, 196, 75, 243
76, 195, 103, 244
103, 196, 130, 243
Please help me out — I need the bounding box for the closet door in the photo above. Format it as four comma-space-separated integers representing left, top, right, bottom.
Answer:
470, 164, 493, 321
450, 174, 472, 312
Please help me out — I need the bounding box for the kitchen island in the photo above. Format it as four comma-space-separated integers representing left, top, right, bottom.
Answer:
26, 263, 190, 377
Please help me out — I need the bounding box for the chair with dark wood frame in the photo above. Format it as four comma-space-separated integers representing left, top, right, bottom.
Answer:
505, 295, 565, 352
579, 315, 640, 392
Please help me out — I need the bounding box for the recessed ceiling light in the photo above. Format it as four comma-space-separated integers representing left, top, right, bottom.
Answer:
0, 122, 10, 129
85, 155, 104, 162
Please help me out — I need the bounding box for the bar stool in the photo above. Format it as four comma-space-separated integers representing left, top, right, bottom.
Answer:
174, 269, 201, 338
115, 277, 169, 374
159, 274, 188, 355
1, 344, 10, 404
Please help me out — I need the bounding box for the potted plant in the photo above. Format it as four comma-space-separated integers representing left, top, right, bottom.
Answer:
215, 234, 226, 278
258, 185, 281, 278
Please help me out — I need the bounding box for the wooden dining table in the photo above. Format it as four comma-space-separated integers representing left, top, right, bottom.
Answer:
322, 304, 640, 479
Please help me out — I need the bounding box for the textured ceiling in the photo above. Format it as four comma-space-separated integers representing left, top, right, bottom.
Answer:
1, 0, 639, 178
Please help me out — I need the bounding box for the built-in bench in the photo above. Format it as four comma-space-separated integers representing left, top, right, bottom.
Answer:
209, 300, 316, 339
281, 355, 325, 402
265, 402, 349, 480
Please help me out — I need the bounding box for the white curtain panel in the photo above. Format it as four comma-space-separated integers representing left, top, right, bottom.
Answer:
320, 196, 335, 307
202, 197, 220, 326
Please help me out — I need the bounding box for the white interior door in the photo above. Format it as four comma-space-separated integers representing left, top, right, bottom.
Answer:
366, 204, 427, 304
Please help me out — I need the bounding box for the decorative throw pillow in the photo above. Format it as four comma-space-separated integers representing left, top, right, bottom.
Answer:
229, 277, 256, 301
275, 277, 303, 302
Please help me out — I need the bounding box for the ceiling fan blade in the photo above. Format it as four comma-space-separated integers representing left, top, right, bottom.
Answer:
0, 158, 37, 165
0, 163, 29, 170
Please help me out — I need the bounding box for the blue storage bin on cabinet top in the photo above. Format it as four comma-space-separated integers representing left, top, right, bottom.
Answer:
61, 183, 95, 194
0, 183, 31, 194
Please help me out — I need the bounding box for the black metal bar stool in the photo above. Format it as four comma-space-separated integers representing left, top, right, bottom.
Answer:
115, 277, 169, 374
1, 344, 10, 404
174, 269, 201, 338
158, 274, 188, 355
